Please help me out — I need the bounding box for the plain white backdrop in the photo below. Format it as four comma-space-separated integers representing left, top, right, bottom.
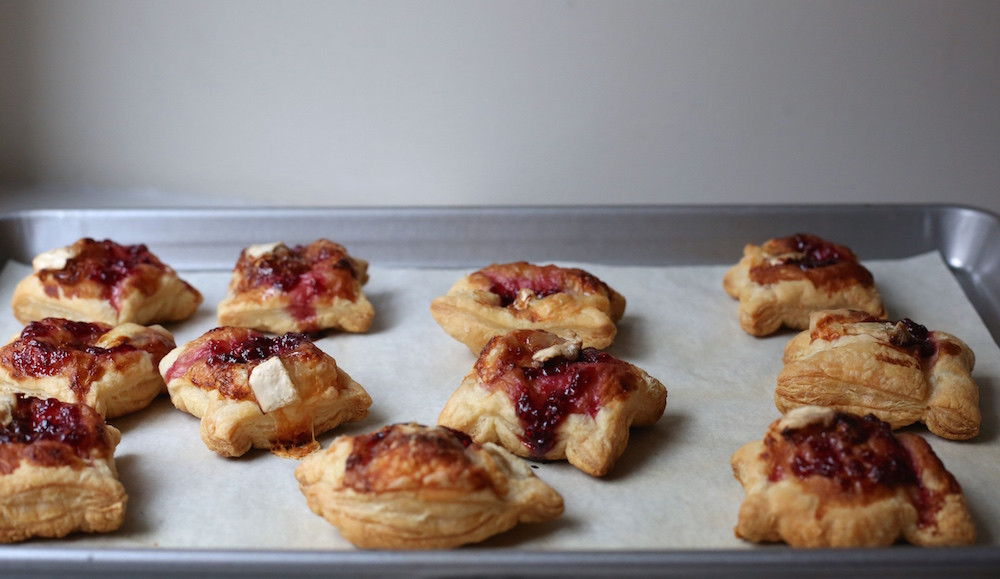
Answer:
1, 1, 998, 213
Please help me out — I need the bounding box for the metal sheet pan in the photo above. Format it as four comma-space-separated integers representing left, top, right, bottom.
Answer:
0, 204, 999, 577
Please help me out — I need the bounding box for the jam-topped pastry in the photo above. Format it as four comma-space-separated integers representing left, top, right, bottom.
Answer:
430, 261, 626, 354
159, 326, 371, 458
217, 239, 374, 334
776, 309, 980, 440
722, 233, 886, 336
0, 317, 176, 418
0, 393, 127, 543
437, 329, 666, 476
12, 238, 203, 326
731, 406, 975, 547
295, 422, 564, 549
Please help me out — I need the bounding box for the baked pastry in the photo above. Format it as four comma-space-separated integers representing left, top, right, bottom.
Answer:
160, 326, 371, 458
776, 309, 980, 440
430, 261, 626, 353
295, 422, 564, 549
217, 239, 374, 334
0, 317, 176, 418
0, 393, 127, 543
12, 238, 203, 326
438, 329, 666, 476
731, 406, 976, 547
722, 233, 886, 336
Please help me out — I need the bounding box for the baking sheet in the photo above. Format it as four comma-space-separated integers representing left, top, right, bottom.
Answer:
0, 250, 997, 552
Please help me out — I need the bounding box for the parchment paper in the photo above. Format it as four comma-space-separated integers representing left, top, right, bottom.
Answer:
0, 252, 997, 550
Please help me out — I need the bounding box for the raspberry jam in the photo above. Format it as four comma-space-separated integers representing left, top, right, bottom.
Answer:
203, 332, 308, 367
767, 411, 964, 529
782, 233, 853, 269
0, 395, 110, 472
888, 318, 937, 359
163, 328, 309, 384
770, 412, 917, 492
749, 234, 875, 289
40, 239, 167, 311
0, 318, 146, 399
479, 332, 633, 458
236, 241, 360, 325
813, 313, 942, 359
514, 348, 621, 455
478, 263, 605, 307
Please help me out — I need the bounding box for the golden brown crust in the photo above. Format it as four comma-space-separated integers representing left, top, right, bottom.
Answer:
160, 326, 372, 458
722, 234, 885, 336
731, 406, 975, 547
430, 262, 626, 353
776, 309, 980, 440
12, 238, 202, 326
217, 240, 374, 334
0, 318, 175, 418
0, 393, 126, 543
437, 329, 666, 476
295, 423, 564, 549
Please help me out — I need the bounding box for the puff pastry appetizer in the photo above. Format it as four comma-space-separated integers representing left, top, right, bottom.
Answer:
217, 239, 374, 334
12, 237, 203, 326
731, 406, 976, 547
159, 326, 371, 458
722, 233, 886, 336
295, 422, 564, 549
430, 261, 626, 353
0, 393, 127, 543
0, 317, 176, 418
438, 329, 666, 476
776, 309, 980, 440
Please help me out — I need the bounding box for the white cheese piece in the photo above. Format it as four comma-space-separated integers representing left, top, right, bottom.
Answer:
244, 242, 283, 259
777, 405, 835, 431
249, 356, 300, 413
32, 246, 77, 271
511, 287, 535, 310
532, 337, 582, 363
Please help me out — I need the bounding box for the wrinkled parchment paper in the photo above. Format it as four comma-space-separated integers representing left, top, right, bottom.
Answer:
0, 252, 997, 550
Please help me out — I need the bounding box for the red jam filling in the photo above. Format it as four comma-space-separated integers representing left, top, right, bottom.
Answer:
41, 239, 167, 311
507, 347, 628, 457
768, 411, 963, 529
237, 242, 359, 324
0, 319, 144, 399
815, 314, 941, 359
477, 263, 608, 308
781, 233, 853, 269
204, 332, 308, 366
772, 412, 917, 492
0, 395, 108, 464
888, 318, 937, 359
163, 329, 308, 383
483, 272, 566, 307
749, 234, 874, 289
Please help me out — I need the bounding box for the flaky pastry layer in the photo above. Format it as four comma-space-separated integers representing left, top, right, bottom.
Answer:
295, 422, 564, 549
776, 309, 980, 440
722, 234, 885, 336
0, 318, 175, 418
12, 238, 202, 326
0, 394, 126, 543
430, 261, 626, 353
731, 406, 975, 547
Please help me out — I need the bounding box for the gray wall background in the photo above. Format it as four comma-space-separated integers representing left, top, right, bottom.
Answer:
2, 1, 998, 213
